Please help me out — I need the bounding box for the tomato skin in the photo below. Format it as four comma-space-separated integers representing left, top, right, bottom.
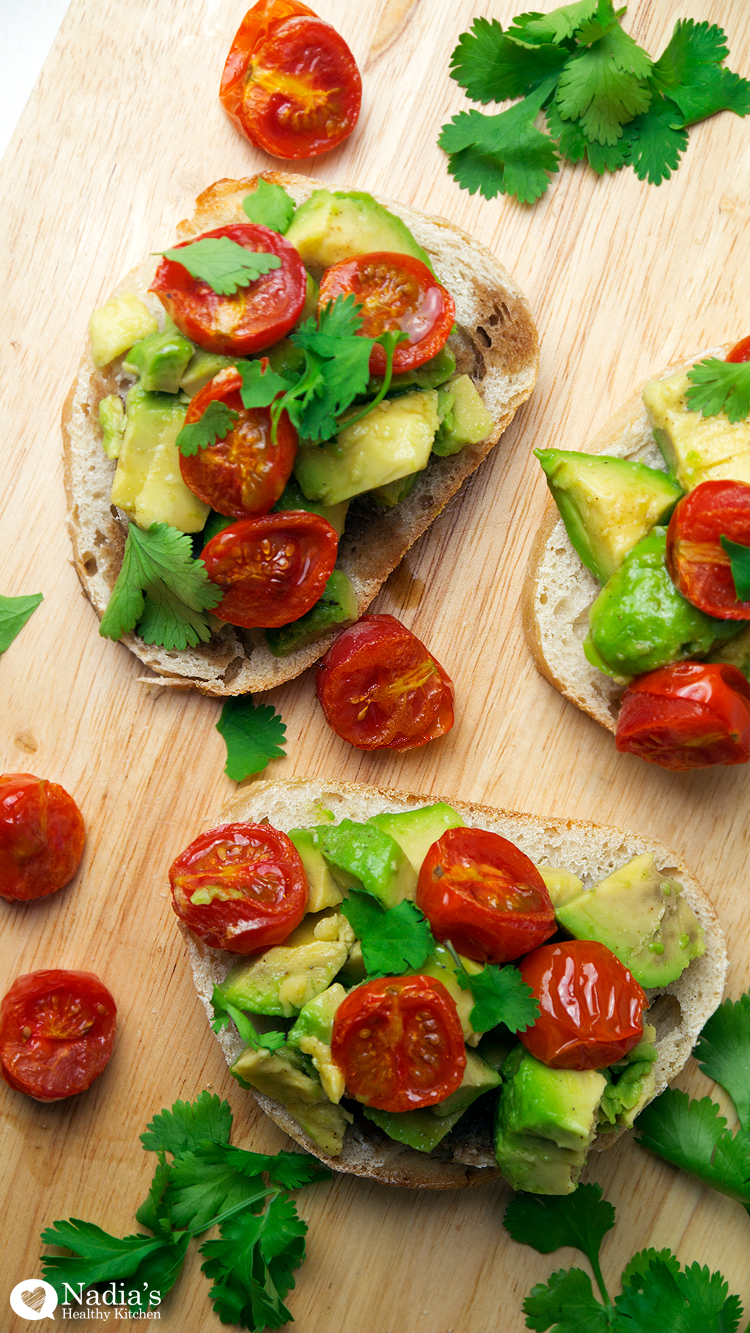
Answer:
726, 336, 750, 363
330, 975, 466, 1111
416, 828, 556, 965
666, 480, 750, 618
518, 941, 645, 1071
181, 367, 297, 518
318, 254, 456, 376
170, 822, 307, 954
616, 661, 750, 771
316, 614, 455, 751
0, 970, 116, 1101
201, 511, 338, 627
220, 1, 361, 159
0, 773, 85, 903
150, 223, 306, 356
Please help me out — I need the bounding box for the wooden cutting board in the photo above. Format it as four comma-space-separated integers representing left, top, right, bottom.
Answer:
2, 1, 750, 1328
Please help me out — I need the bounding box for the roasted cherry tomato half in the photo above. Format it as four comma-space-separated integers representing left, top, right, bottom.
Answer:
220, 0, 361, 159
518, 941, 645, 1071
151, 223, 306, 356
666, 480, 750, 619
0, 773, 85, 903
417, 828, 556, 965
317, 254, 455, 376
726, 336, 750, 363
201, 511, 338, 628
316, 614, 454, 751
0, 970, 116, 1101
330, 974, 466, 1112
181, 366, 297, 518
615, 661, 750, 771
169, 822, 307, 954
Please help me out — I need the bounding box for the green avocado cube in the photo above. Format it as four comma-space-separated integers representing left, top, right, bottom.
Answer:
179, 348, 237, 397
288, 828, 344, 912
284, 189, 432, 275
265, 569, 358, 658
271, 475, 349, 535
123, 327, 194, 393
99, 394, 126, 460
89, 293, 158, 368
709, 622, 750, 680
370, 472, 420, 507
370, 345, 456, 395
287, 983, 348, 1104
230, 1045, 351, 1155
217, 915, 350, 1018
432, 1048, 501, 1118
433, 375, 493, 456
110, 383, 209, 533
415, 943, 483, 1044
366, 803, 465, 874
362, 1105, 464, 1152
643, 370, 750, 490
319, 819, 417, 908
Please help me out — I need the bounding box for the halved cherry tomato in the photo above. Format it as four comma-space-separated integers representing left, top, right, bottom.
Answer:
726, 336, 750, 363
0, 970, 116, 1101
317, 254, 456, 376
181, 367, 297, 518
0, 773, 85, 903
220, 0, 361, 159
330, 974, 466, 1111
169, 822, 307, 954
615, 661, 750, 771
201, 511, 338, 627
315, 614, 454, 751
416, 828, 556, 965
518, 941, 645, 1071
666, 480, 750, 618
150, 223, 306, 356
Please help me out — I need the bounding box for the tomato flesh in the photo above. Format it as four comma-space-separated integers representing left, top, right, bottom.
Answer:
417, 828, 556, 964
519, 941, 645, 1071
169, 822, 308, 953
330, 974, 466, 1111
616, 661, 750, 770
201, 510, 338, 627
220, 1, 361, 158
0, 773, 85, 902
0, 970, 116, 1101
666, 479, 750, 618
726, 336, 750, 363
318, 254, 455, 376
150, 223, 306, 356
315, 614, 454, 751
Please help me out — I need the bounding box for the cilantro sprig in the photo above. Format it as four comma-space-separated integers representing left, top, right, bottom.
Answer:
242, 180, 296, 235
341, 890, 435, 978
216, 696, 287, 780
210, 985, 287, 1053
0, 591, 43, 652
449, 949, 540, 1034
99, 521, 223, 650
176, 399, 239, 457
158, 238, 281, 295
685, 357, 750, 423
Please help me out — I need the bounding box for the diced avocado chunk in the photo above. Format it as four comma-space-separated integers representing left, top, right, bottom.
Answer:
217, 913, 354, 1018
536, 448, 683, 584
202, 510, 235, 544
288, 828, 344, 912
370, 345, 457, 394
285, 189, 432, 275
123, 327, 194, 393
432, 1048, 502, 1117
643, 370, 750, 490
366, 803, 466, 874
271, 475, 349, 535
110, 383, 210, 532
262, 338, 307, 381
295, 389, 439, 506
265, 568, 358, 657
556, 854, 704, 988
179, 349, 236, 397
537, 866, 584, 909
318, 819, 417, 908
709, 622, 750, 679
230, 1044, 351, 1154
433, 375, 493, 457
598, 1023, 657, 1130
287, 983, 347, 1102
417, 944, 483, 1044
89, 293, 158, 368
99, 394, 126, 460
370, 472, 420, 507
363, 1104, 464, 1152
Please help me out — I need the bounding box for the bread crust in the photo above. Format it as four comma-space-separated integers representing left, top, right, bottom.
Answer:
183, 777, 727, 1189
63, 173, 539, 697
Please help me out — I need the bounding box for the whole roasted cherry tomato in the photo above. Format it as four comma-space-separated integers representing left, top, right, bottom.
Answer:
318, 254, 455, 376
316, 614, 454, 751
170, 822, 307, 953
726, 336, 750, 363
417, 828, 556, 965
220, 0, 361, 159
201, 511, 338, 627
615, 661, 750, 771
518, 941, 645, 1071
181, 367, 297, 518
330, 974, 466, 1111
0, 970, 116, 1101
0, 773, 85, 903
666, 480, 750, 618
151, 223, 306, 356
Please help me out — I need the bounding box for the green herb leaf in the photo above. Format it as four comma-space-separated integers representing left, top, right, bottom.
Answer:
165, 1147, 265, 1233
614, 1254, 743, 1332
99, 522, 223, 649
670, 65, 750, 126
340, 891, 435, 978
504, 1183, 616, 1270
508, 1, 599, 47
216, 696, 287, 780
176, 400, 239, 457
651, 20, 730, 92
454, 962, 540, 1034
0, 592, 43, 653
522, 1266, 609, 1333
695, 992, 750, 1133
720, 537, 750, 602
158, 238, 281, 296
685, 357, 750, 422
237, 358, 294, 410
134, 1159, 174, 1235
242, 179, 296, 234
450, 16, 568, 102
40, 1220, 184, 1299
635, 1089, 750, 1207
440, 79, 561, 202
210, 986, 288, 1053
288, 295, 373, 441
555, 32, 653, 146
140, 1090, 233, 1156
200, 1193, 307, 1329
622, 94, 689, 184
219, 1145, 332, 1192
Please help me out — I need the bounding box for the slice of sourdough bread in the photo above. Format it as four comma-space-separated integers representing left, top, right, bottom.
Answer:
63, 173, 538, 697
182, 777, 726, 1190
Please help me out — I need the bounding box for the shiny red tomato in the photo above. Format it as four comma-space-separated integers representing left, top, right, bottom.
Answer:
150, 223, 306, 356
330, 974, 466, 1111
201, 511, 338, 627
615, 661, 750, 770
170, 822, 307, 953
726, 336, 750, 363
0, 773, 85, 903
666, 480, 750, 618
220, 0, 361, 159
0, 970, 116, 1101
518, 941, 645, 1071
416, 828, 556, 965
318, 254, 455, 376
315, 614, 454, 751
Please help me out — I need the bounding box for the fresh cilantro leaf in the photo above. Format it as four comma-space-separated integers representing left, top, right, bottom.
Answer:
586, 136, 631, 173
509, 1, 599, 46
670, 66, 750, 127
695, 992, 750, 1133
237, 358, 294, 410
614, 1255, 743, 1333
504, 1183, 616, 1275
165, 1147, 266, 1233
158, 238, 281, 296
136, 579, 217, 651
556, 33, 652, 145
340, 891, 435, 978
242, 179, 296, 234
455, 962, 539, 1033
176, 399, 238, 457
685, 357, 750, 423
0, 591, 43, 652
334, 329, 409, 434
652, 20, 730, 92
720, 537, 750, 602
99, 522, 222, 648
216, 696, 287, 780
140, 1090, 233, 1156
450, 16, 568, 103
134, 1159, 173, 1235
219, 1145, 332, 1192
522, 1266, 609, 1333
285, 296, 374, 441
620, 1246, 680, 1287
635, 1089, 750, 1207
40, 1220, 178, 1297
440, 79, 561, 202
210, 986, 288, 1053
575, 0, 625, 47
622, 94, 688, 183
200, 1193, 307, 1329
545, 97, 588, 160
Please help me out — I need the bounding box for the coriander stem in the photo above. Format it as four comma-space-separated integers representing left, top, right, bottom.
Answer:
588, 1254, 612, 1317
335, 333, 404, 435
186, 1187, 278, 1238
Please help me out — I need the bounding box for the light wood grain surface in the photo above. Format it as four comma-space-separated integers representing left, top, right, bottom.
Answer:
2, 1, 750, 1328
